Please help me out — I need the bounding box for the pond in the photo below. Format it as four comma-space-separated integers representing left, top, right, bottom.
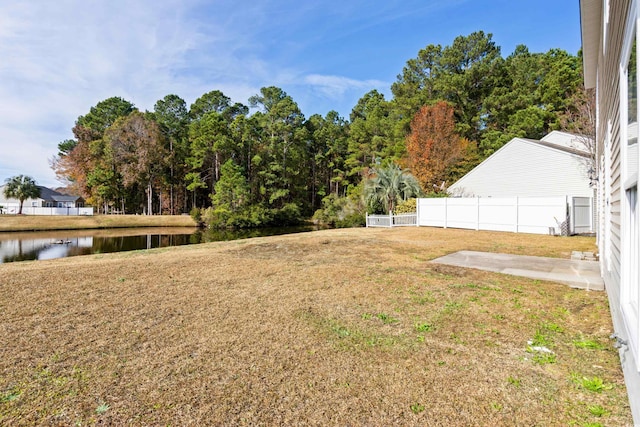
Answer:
0, 226, 322, 264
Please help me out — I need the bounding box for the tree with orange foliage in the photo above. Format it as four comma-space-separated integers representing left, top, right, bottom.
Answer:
49, 139, 91, 197
405, 101, 469, 192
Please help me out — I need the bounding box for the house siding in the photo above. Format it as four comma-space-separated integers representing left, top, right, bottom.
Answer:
586, 0, 640, 422
0, 185, 86, 215
448, 138, 592, 198
599, 0, 624, 300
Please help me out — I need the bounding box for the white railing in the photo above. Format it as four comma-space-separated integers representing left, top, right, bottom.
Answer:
366, 213, 417, 228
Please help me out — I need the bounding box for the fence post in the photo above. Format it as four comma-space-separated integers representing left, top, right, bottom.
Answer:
366, 212, 369, 228
568, 199, 572, 236
515, 197, 519, 233
389, 212, 393, 227
591, 196, 595, 234
568, 196, 572, 235
416, 199, 420, 227
444, 197, 448, 229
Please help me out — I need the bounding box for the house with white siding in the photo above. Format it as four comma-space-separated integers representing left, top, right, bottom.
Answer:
0, 185, 90, 215
447, 131, 593, 198
581, 0, 640, 422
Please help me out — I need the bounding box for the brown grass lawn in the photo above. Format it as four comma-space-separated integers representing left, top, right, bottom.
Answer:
0, 214, 196, 232
0, 227, 632, 425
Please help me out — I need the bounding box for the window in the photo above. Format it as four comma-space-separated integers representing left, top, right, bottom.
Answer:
621, 11, 640, 367
626, 186, 638, 307
629, 36, 638, 147
604, 0, 610, 54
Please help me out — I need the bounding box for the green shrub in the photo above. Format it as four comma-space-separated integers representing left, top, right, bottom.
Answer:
201, 203, 303, 229
201, 207, 226, 228
245, 205, 273, 227
271, 203, 302, 226
190, 207, 203, 224
394, 198, 416, 214
335, 212, 365, 228
313, 194, 365, 227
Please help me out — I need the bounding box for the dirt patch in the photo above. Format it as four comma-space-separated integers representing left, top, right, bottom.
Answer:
0, 227, 630, 425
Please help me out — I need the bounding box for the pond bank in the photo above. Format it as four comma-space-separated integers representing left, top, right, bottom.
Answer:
0, 225, 323, 263
0, 214, 197, 232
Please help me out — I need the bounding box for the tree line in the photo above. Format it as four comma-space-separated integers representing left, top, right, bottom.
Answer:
51, 31, 589, 227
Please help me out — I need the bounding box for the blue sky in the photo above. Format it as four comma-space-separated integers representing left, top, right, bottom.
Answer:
0, 0, 582, 188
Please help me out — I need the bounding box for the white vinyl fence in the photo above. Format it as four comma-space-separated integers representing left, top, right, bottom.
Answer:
570, 197, 594, 234
1, 206, 94, 216
416, 196, 594, 235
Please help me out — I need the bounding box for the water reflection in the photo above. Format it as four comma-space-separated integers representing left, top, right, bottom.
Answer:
0, 225, 322, 264
0, 236, 95, 263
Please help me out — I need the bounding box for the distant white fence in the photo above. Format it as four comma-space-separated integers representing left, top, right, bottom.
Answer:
416, 196, 594, 235
1, 207, 94, 216
366, 213, 417, 228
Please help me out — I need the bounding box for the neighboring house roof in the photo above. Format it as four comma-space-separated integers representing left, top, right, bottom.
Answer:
447, 134, 592, 198
520, 138, 591, 158
37, 186, 83, 203
539, 130, 593, 153
0, 185, 83, 203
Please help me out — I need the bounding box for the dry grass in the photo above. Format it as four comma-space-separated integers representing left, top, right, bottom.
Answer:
0, 214, 196, 232
0, 227, 631, 425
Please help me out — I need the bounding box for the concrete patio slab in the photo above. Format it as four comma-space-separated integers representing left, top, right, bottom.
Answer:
431, 250, 604, 291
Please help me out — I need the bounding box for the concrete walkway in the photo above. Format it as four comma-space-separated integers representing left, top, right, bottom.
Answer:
431, 251, 604, 291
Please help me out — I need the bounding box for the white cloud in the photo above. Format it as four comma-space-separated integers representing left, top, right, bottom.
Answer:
0, 0, 230, 186
304, 74, 387, 99
0, 0, 479, 187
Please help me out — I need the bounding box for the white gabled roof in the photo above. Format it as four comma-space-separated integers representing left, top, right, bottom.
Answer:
447, 134, 592, 198
540, 130, 592, 152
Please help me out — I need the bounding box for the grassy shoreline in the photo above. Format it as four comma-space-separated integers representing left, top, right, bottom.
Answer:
0, 214, 196, 232
0, 227, 631, 425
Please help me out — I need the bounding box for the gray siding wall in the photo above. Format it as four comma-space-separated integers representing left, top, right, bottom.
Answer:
596, 0, 640, 422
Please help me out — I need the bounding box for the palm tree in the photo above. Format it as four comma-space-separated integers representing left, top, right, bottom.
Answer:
3, 175, 40, 214
364, 164, 422, 214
